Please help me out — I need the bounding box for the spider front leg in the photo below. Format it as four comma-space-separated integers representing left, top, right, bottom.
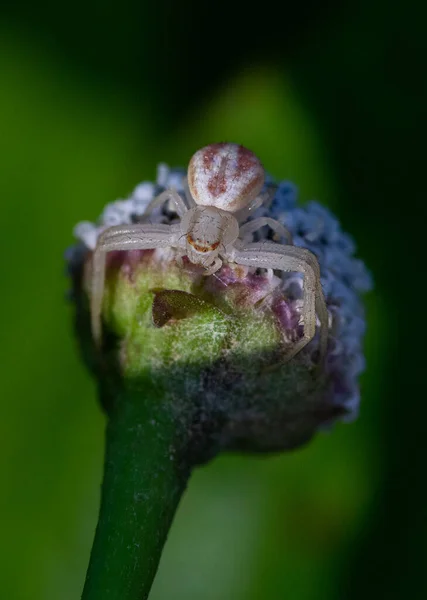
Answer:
142, 188, 188, 221
229, 242, 328, 364
91, 223, 179, 345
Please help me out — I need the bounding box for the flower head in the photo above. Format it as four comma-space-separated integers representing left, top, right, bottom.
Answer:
66, 161, 372, 463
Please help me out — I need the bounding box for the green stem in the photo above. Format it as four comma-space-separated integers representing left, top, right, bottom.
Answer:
82, 386, 190, 600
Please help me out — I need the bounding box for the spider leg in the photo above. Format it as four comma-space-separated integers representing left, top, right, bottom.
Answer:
143, 188, 187, 220
91, 223, 179, 346
229, 242, 328, 364
279, 245, 329, 364
234, 196, 264, 223
238, 217, 293, 245
182, 176, 197, 208
234, 184, 278, 223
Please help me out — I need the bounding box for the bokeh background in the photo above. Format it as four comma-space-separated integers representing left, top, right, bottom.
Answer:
0, 1, 424, 599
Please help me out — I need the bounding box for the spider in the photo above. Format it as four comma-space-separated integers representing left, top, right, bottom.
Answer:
91, 142, 328, 363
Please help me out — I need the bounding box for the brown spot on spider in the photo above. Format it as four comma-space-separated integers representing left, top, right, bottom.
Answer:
237, 145, 259, 172
203, 143, 229, 198
207, 168, 228, 198
186, 234, 220, 253
202, 143, 225, 170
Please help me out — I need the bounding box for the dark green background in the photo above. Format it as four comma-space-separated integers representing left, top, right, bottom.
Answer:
0, 1, 423, 598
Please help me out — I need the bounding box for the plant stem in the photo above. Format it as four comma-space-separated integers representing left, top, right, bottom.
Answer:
81, 386, 190, 600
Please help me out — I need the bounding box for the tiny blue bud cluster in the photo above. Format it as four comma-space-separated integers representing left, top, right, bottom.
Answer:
264, 181, 373, 420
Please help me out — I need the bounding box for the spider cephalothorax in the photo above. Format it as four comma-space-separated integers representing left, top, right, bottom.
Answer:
181, 205, 239, 271
91, 142, 328, 363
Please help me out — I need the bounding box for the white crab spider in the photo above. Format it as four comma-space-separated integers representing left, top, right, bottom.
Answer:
91, 142, 328, 363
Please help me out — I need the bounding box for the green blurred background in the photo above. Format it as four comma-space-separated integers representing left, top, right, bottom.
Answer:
0, 1, 424, 598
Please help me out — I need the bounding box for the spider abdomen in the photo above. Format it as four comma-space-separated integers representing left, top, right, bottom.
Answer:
187, 142, 265, 212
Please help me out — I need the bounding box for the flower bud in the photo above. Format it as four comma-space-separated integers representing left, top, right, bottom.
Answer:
66, 164, 372, 465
